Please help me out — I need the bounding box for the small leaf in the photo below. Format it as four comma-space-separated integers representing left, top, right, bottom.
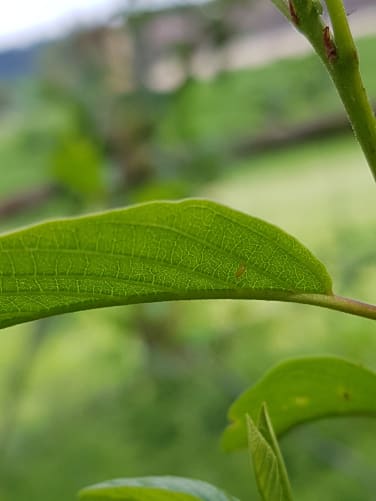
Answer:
0, 199, 332, 329
223, 357, 376, 451
247, 405, 293, 501
78, 476, 239, 501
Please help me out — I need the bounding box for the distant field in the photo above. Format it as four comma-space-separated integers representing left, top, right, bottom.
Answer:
1, 35, 375, 202
157, 35, 376, 149
204, 133, 374, 246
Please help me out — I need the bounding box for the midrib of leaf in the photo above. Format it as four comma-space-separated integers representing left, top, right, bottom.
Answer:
0, 248, 287, 291
0, 249, 232, 289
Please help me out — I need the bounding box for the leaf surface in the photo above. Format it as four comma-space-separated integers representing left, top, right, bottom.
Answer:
223, 357, 376, 451
0, 199, 332, 329
78, 476, 239, 501
247, 405, 293, 501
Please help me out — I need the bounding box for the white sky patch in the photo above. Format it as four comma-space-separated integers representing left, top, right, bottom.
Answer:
0, 0, 207, 50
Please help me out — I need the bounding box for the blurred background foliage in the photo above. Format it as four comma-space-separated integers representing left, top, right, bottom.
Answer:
0, 0, 375, 500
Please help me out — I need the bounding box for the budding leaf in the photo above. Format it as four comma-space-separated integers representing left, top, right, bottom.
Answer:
247, 405, 294, 501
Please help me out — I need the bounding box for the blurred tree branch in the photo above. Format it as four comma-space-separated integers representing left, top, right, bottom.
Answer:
0, 184, 60, 220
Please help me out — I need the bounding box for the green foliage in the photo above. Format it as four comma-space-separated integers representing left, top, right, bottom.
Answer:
247, 405, 293, 501
79, 476, 239, 501
51, 133, 105, 202
0, 199, 332, 330
157, 36, 376, 150
0, 1, 375, 500
223, 357, 376, 451
4, 118, 374, 501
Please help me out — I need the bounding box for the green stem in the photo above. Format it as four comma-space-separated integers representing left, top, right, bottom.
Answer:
324, 0, 376, 181
325, 0, 355, 51
273, 0, 376, 181
291, 294, 376, 320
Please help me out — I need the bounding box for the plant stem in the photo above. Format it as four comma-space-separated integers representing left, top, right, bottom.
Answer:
324, 0, 376, 181
273, 0, 376, 181
291, 293, 376, 320
325, 0, 354, 51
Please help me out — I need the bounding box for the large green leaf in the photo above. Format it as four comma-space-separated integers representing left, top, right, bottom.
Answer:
223, 357, 376, 451
78, 476, 239, 500
247, 405, 293, 501
0, 199, 332, 329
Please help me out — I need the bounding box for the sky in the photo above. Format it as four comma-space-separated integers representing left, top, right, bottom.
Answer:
0, 0, 205, 50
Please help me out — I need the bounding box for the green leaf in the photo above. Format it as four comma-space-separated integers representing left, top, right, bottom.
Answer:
223, 357, 376, 451
78, 476, 239, 501
247, 404, 293, 501
0, 199, 332, 329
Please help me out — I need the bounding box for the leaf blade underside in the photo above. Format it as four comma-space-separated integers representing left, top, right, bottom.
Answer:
0, 199, 332, 329
78, 475, 239, 501
223, 357, 376, 451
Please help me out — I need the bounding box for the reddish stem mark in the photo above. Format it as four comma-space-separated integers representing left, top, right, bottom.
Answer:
323, 26, 337, 63
288, 0, 299, 25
